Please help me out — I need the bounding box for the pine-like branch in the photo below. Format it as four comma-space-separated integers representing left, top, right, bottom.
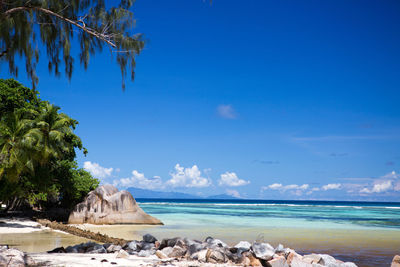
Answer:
4, 6, 117, 48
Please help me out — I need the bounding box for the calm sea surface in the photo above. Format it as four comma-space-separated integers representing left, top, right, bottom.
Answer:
136, 199, 400, 267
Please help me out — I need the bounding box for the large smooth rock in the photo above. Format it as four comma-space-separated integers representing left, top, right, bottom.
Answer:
290, 257, 315, 267
0, 247, 28, 267
143, 234, 157, 243
205, 237, 228, 248
319, 254, 338, 266
252, 242, 275, 261
268, 255, 289, 267
168, 245, 187, 258
68, 184, 162, 224
234, 241, 251, 251
392, 255, 400, 267
303, 254, 323, 264
190, 249, 208, 262
206, 248, 228, 263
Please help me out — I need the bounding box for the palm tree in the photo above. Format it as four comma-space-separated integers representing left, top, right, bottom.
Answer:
34, 103, 82, 163
0, 110, 39, 182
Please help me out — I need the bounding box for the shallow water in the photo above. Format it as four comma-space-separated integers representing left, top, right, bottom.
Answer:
0, 230, 90, 252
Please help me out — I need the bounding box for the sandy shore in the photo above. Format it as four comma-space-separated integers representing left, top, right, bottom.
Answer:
0, 217, 47, 234
29, 253, 237, 267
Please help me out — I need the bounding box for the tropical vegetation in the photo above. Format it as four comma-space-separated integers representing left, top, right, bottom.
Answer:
0, 0, 144, 89
0, 78, 99, 211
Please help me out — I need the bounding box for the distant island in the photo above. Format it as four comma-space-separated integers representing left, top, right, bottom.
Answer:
127, 187, 240, 200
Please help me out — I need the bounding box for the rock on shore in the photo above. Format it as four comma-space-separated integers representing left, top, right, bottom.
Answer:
68, 185, 162, 225
0, 245, 35, 267
40, 234, 359, 267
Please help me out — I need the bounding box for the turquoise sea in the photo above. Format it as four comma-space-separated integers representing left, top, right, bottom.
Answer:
137, 199, 400, 267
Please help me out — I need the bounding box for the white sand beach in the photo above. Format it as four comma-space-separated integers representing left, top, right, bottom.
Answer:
0, 218, 46, 234
29, 253, 238, 267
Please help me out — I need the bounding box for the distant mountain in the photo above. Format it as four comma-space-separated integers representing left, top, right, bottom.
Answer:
127, 187, 201, 199
126, 187, 241, 200
207, 194, 240, 200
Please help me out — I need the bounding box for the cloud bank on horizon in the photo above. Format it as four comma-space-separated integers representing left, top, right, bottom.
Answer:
83, 161, 400, 201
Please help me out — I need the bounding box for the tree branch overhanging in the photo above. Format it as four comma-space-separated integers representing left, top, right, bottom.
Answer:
4, 6, 117, 48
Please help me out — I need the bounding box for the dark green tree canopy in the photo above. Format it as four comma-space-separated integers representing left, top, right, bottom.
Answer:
0, 0, 144, 89
0, 79, 98, 211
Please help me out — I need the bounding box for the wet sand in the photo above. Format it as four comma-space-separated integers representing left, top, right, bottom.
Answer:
0, 230, 90, 252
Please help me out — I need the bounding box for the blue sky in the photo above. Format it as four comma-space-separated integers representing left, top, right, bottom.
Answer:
3, 0, 400, 201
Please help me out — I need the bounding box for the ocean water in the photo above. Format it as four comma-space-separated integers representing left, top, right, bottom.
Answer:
3, 199, 399, 266
136, 199, 400, 267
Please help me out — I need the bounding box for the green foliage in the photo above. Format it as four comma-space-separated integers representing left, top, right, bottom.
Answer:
0, 78, 41, 115
0, 0, 144, 89
0, 79, 97, 210
55, 160, 99, 209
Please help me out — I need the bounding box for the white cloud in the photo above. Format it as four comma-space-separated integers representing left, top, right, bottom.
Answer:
322, 183, 341, 191
114, 170, 164, 190
218, 172, 250, 187
360, 180, 393, 194
166, 164, 211, 188
268, 183, 282, 190
83, 161, 113, 179
359, 171, 399, 194
217, 104, 236, 119
263, 183, 309, 192
226, 189, 241, 198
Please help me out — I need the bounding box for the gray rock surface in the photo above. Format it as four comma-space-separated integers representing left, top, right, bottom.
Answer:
138, 249, 155, 257
290, 257, 315, 267
303, 254, 323, 264
143, 233, 157, 243
252, 242, 275, 260
68, 184, 162, 224
275, 243, 285, 253
168, 245, 187, 258
126, 240, 140, 251
234, 241, 251, 251
116, 249, 129, 259
190, 249, 208, 262
205, 237, 228, 248
188, 242, 205, 255
87, 244, 107, 254
320, 254, 339, 266
106, 244, 122, 253
140, 242, 155, 251
268, 255, 289, 267
341, 263, 358, 267
206, 248, 228, 263
0, 246, 34, 267
161, 246, 174, 256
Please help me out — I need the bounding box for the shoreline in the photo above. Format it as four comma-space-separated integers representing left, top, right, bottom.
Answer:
1, 218, 399, 266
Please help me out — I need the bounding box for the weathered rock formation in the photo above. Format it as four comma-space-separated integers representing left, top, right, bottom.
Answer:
68, 185, 162, 225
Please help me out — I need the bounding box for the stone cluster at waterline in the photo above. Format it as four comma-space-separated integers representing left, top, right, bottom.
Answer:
47, 234, 360, 267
